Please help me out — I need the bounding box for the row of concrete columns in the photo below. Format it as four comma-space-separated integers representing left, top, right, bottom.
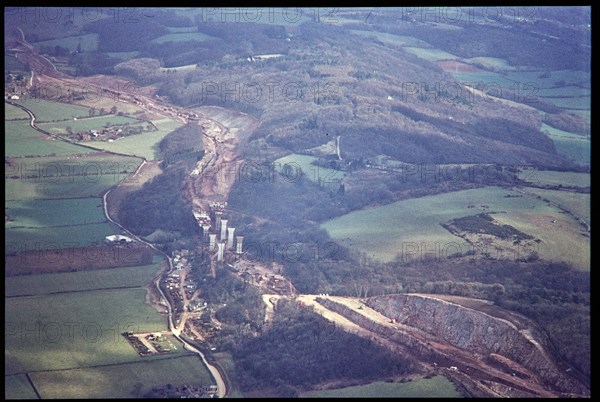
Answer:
216, 236, 244, 261
205, 213, 244, 261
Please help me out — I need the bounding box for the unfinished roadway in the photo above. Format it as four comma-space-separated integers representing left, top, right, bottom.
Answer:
263, 293, 589, 398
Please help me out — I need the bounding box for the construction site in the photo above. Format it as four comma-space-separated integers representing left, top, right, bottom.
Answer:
151, 94, 588, 398
159, 198, 297, 353
154, 197, 589, 397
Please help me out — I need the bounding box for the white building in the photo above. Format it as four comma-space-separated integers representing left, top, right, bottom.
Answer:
105, 235, 134, 243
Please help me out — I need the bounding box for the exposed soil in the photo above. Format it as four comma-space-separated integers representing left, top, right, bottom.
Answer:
181, 106, 260, 214
290, 294, 588, 398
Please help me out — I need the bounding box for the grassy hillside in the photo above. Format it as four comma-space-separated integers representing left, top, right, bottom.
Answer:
5, 262, 161, 297
302, 376, 461, 398
321, 187, 543, 261
30, 356, 214, 399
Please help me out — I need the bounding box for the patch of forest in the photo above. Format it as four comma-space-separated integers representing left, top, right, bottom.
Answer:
382, 8, 590, 71
159, 123, 205, 168
118, 124, 204, 238
444, 213, 535, 240
14, 7, 587, 168
70, 18, 576, 168
231, 300, 416, 397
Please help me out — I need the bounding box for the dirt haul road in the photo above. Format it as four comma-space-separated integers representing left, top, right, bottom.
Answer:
288, 294, 585, 398
183, 105, 260, 214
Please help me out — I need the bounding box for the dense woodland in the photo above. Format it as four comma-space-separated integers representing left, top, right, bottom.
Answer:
159, 123, 205, 168
32, 8, 583, 169
118, 124, 203, 238
228, 163, 527, 226
118, 164, 197, 238
232, 300, 416, 396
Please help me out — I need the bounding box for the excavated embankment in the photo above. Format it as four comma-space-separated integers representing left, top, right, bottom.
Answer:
315, 294, 588, 397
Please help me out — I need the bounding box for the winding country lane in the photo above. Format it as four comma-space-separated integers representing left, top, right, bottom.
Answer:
8, 98, 228, 399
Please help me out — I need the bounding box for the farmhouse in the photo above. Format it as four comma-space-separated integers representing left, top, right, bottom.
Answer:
105, 234, 134, 244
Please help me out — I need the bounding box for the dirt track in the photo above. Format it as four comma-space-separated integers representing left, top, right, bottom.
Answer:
183, 106, 260, 214
296, 294, 589, 397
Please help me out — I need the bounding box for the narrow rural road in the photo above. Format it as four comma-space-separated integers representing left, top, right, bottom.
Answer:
8, 32, 252, 398
102, 162, 228, 399
99, 144, 229, 400
11, 99, 229, 399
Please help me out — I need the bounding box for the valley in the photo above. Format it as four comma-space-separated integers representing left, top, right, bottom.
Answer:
5, 6, 590, 399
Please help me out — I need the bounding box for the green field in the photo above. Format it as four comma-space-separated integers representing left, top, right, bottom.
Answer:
32, 33, 99, 52
6, 222, 117, 252
275, 153, 345, 187
5, 121, 96, 157
505, 69, 589, 88
5, 154, 142, 201
455, 69, 590, 94
518, 169, 590, 188
5, 103, 30, 120
536, 86, 591, 98
5, 374, 39, 399
5, 174, 126, 201
5, 263, 161, 297
104, 51, 141, 60
350, 30, 429, 47
539, 96, 590, 110
540, 123, 590, 165
30, 355, 215, 399
451, 69, 589, 92
5, 73, 210, 400
302, 376, 461, 398
12, 99, 91, 122
38, 115, 147, 135
404, 47, 459, 62
152, 32, 213, 43
5, 197, 117, 251
494, 210, 589, 271
321, 187, 561, 262
6, 198, 107, 229
546, 135, 590, 165
5, 288, 168, 374
525, 187, 590, 224
451, 71, 522, 89
462, 56, 516, 71
542, 122, 588, 138
451, 68, 590, 115
567, 109, 591, 120
91, 118, 184, 160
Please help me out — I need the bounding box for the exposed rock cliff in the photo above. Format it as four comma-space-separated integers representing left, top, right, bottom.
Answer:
366, 294, 587, 395
313, 294, 588, 397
